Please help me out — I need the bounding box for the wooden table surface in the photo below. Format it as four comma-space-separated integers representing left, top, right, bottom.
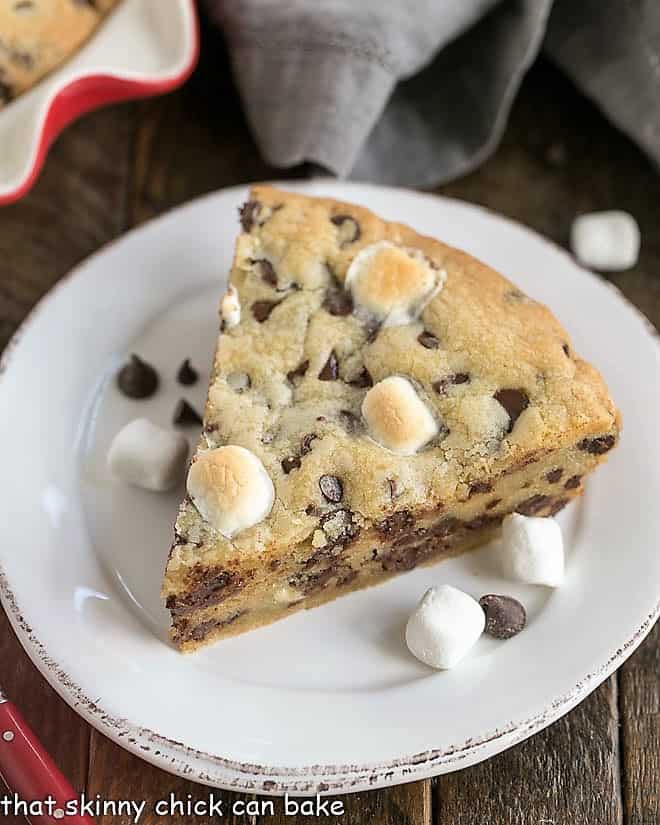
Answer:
1, 13, 659, 825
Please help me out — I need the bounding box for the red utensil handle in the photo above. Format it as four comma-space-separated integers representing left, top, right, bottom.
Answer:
0, 702, 92, 825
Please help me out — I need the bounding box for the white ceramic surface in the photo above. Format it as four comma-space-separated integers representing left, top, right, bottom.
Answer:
0, 182, 658, 796
0, 0, 197, 199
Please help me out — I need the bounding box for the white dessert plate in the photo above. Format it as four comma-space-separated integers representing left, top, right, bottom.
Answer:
0, 182, 658, 796
0, 0, 198, 204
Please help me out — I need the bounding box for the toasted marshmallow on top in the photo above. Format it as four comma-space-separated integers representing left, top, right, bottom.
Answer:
220, 284, 241, 329
187, 445, 274, 538
362, 376, 438, 455
345, 241, 445, 326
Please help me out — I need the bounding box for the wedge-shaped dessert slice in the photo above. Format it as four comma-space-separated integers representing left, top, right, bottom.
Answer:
162, 186, 620, 651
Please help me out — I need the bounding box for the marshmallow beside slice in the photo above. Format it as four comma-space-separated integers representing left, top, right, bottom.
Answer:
500, 513, 564, 587
405, 585, 485, 670
362, 376, 438, 455
108, 418, 188, 492
570, 210, 640, 271
187, 445, 274, 538
345, 241, 445, 326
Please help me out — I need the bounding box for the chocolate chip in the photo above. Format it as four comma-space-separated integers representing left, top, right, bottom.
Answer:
546, 468, 563, 484
13, 0, 34, 9
485, 497, 502, 511
323, 288, 353, 316
365, 319, 381, 343
494, 388, 529, 432
417, 331, 440, 349
431, 517, 463, 539
287, 360, 309, 384
377, 510, 414, 538
577, 434, 616, 454
0, 80, 13, 104
300, 432, 318, 455
239, 200, 260, 232
117, 354, 159, 399
465, 514, 501, 530
468, 481, 493, 497
203, 422, 219, 434
348, 367, 372, 388
251, 258, 277, 287
564, 474, 582, 490
319, 474, 343, 503
177, 358, 198, 386
516, 494, 550, 515
252, 300, 280, 322
562, 343, 571, 357
318, 350, 339, 380
330, 214, 361, 245
505, 288, 525, 301
339, 409, 362, 432
433, 373, 470, 395
548, 497, 569, 516
173, 399, 203, 427
281, 456, 301, 474
387, 478, 400, 500
479, 594, 526, 640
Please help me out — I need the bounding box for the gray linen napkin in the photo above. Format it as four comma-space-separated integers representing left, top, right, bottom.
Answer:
207, 0, 660, 187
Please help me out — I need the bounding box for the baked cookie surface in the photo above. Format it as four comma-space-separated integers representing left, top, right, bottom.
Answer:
162, 186, 620, 651
0, 0, 120, 107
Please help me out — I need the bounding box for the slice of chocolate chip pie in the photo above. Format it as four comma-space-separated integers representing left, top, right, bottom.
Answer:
162, 186, 620, 651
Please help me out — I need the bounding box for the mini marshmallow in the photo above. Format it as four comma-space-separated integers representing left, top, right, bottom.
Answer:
500, 513, 564, 587
362, 376, 438, 455
220, 284, 241, 329
107, 418, 188, 492
406, 585, 485, 670
345, 241, 445, 325
187, 445, 274, 538
570, 210, 640, 271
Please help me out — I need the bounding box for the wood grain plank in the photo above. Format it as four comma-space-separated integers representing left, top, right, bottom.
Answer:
436, 678, 622, 825
0, 104, 135, 824
619, 625, 660, 825
259, 780, 431, 825
86, 736, 247, 825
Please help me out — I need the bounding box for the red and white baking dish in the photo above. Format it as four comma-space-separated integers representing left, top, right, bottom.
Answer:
0, 0, 199, 205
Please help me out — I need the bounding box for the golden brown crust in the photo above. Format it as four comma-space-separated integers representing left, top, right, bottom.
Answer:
0, 0, 120, 106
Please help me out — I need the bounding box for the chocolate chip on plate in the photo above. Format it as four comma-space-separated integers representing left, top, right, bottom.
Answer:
494, 388, 529, 432
546, 468, 563, 484
318, 350, 339, 381
117, 354, 159, 399
319, 474, 343, 503
417, 331, 440, 349
564, 474, 582, 490
479, 594, 526, 639
177, 358, 198, 386
173, 399, 203, 427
